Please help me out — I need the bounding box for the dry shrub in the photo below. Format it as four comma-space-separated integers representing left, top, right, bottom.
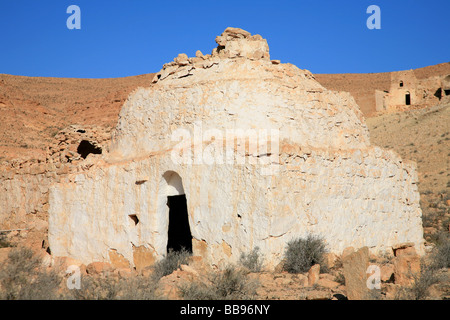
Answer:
179, 265, 258, 300
0, 233, 12, 248
430, 233, 450, 269
151, 248, 192, 281
239, 247, 264, 272
395, 237, 450, 300
0, 246, 62, 300
69, 274, 160, 300
394, 263, 442, 300
283, 234, 328, 273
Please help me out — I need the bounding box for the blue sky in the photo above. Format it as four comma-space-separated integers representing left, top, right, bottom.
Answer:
0, 0, 449, 78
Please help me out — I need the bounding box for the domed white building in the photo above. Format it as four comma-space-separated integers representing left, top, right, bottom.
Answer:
49, 28, 424, 270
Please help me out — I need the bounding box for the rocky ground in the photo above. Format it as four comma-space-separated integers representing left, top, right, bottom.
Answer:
0, 238, 448, 300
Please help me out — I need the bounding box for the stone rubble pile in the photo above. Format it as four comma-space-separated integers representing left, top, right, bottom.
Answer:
152, 27, 273, 84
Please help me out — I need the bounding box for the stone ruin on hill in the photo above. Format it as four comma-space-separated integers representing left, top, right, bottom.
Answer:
48, 27, 424, 270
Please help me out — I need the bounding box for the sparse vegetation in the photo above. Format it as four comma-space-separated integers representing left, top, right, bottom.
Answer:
394, 262, 441, 300
283, 234, 328, 274
0, 246, 62, 300
151, 248, 192, 281
239, 246, 264, 272
430, 233, 450, 269
334, 272, 345, 285
69, 274, 121, 300
70, 274, 161, 300
394, 235, 449, 300
0, 233, 12, 248
179, 265, 258, 300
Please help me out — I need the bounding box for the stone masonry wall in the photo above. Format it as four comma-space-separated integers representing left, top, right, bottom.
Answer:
48, 143, 424, 270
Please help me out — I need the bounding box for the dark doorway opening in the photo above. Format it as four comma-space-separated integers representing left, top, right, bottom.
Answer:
405, 93, 411, 105
434, 88, 442, 100
77, 140, 102, 159
167, 194, 192, 253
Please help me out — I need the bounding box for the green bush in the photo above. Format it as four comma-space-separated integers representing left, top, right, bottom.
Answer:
283, 234, 327, 273
239, 247, 264, 272
179, 265, 258, 300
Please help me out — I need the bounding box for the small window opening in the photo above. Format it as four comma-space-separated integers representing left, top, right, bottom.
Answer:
76, 129, 86, 133
129, 214, 139, 226
399, 81, 404, 87
77, 140, 102, 159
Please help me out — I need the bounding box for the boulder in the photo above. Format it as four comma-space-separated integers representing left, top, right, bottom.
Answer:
308, 264, 320, 286
342, 246, 370, 300
393, 254, 421, 286
393, 242, 416, 257
324, 252, 338, 269
380, 263, 395, 282
174, 53, 189, 65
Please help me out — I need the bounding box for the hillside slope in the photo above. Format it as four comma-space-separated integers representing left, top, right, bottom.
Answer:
366, 101, 450, 242
0, 73, 155, 162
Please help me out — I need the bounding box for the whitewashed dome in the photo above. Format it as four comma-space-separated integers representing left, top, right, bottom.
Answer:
109, 27, 370, 160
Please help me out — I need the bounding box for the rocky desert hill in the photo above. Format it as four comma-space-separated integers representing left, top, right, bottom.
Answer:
1, 63, 449, 164
366, 101, 449, 244
0, 73, 155, 163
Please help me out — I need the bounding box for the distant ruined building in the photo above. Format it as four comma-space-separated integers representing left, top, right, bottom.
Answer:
375, 70, 450, 113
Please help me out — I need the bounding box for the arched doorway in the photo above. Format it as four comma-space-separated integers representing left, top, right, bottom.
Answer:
405, 92, 411, 106
163, 171, 192, 253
